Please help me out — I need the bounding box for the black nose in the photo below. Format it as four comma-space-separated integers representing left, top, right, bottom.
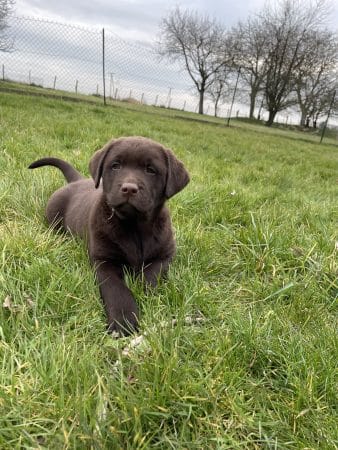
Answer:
121, 182, 139, 196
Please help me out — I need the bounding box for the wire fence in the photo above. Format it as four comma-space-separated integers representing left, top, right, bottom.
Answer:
1, 15, 337, 134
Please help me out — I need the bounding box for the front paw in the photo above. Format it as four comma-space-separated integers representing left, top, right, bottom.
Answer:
107, 310, 139, 337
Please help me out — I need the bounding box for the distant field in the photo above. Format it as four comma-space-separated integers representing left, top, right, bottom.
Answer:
1, 80, 337, 144
0, 90, 337, 448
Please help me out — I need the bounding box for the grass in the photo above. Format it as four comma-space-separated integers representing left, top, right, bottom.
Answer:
0, 89, 337, 449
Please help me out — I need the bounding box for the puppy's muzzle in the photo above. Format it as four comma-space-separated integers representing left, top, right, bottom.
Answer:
121, 182, 139, 198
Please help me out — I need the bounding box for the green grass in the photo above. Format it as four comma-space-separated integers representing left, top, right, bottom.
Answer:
0, 90, 337, 449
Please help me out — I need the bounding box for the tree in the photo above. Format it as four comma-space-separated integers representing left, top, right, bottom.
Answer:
158, 7, 227, 114
232, 17, 268, 119
294, 29, 338, 127
207, 34, 239, 117
0, 0, 14, 52
259, 0, 332, 126
207, 67, 231, 117
311, 87, 337, 128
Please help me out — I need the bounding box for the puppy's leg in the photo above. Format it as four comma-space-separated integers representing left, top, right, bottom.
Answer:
142, 258, 172, 287
94, 261, 139, 335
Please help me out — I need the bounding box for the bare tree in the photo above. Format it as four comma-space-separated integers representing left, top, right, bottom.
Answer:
207, 68, 231, 117
207, 33, 239, 117
0, 0, 14, 52
294, 29, 338, 127
232, 17, 268, 119
260, 0, 332, 126
311, 87, 337, 128
158, 7, 227, 114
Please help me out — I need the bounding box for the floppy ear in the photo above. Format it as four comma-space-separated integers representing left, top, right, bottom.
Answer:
164, 148, 190, 199
89, 141, 114, 188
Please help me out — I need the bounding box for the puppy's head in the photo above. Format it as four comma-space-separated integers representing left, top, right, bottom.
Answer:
89, 137, 189, 221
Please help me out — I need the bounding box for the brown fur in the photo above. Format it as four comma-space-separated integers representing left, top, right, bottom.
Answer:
29, 136, 189, 335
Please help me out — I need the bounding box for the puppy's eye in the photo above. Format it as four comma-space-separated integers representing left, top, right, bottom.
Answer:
145, 165, 156, 175
111, 162, 121, 170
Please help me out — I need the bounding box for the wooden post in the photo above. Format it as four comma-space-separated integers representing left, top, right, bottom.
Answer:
53, 76, 57, 90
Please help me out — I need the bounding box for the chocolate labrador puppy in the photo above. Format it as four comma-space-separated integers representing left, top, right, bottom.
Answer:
29, 136, 189, 335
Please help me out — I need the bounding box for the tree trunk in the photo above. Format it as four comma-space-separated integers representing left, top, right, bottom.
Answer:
299, 109, 307, 127
214, 95, 220, 117
198, 89, 204, 114
249, 91, 256, 119
266, 109, 277, 126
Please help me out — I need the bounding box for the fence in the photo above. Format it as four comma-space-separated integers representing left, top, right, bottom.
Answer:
1, 15, 337, 133
1, 16, 228, 115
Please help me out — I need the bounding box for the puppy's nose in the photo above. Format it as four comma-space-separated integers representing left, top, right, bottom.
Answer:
121, 182, 139, 196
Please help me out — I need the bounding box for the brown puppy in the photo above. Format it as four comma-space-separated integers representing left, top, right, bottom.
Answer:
29, 136, 189, 335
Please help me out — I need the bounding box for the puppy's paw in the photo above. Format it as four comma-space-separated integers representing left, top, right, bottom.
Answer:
107, 311, 139, 337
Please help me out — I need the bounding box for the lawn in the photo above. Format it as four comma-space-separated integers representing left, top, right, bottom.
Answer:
0, 90, 337, 449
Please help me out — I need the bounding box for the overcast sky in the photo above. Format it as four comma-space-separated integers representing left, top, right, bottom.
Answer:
14, 0, 338, 43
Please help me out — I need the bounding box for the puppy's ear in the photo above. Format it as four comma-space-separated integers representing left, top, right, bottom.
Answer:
89, 141, 113, 188
164, 148, 190, 199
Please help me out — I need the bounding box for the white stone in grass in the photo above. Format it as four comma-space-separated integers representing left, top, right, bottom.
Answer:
2, 296, 12, 309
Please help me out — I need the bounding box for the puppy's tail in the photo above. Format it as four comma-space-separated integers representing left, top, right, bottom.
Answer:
28, 157, 84, 183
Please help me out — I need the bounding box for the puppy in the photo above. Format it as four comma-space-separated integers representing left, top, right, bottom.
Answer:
29, 137, 189, 335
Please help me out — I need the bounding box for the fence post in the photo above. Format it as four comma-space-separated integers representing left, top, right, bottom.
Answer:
2, 64, 4, 81
75, 80, 78, 94
227, 66, 241, 127
320, 89, 336, 144
102, 28, 106, 106
166, 87, 172, 108
53, 76, 57, 90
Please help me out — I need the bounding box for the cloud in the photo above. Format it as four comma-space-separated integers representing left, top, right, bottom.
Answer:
15, 0, 275, 42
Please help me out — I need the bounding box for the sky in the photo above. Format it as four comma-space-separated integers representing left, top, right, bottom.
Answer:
14, 0, 338, 43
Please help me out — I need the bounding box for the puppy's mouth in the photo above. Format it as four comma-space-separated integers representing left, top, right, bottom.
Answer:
113, 202, 140, 220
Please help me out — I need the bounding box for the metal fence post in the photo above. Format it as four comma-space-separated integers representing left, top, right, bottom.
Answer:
102, 28, 106, 105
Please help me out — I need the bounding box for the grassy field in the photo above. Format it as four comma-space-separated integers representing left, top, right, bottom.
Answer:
0, 90, 337, 449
